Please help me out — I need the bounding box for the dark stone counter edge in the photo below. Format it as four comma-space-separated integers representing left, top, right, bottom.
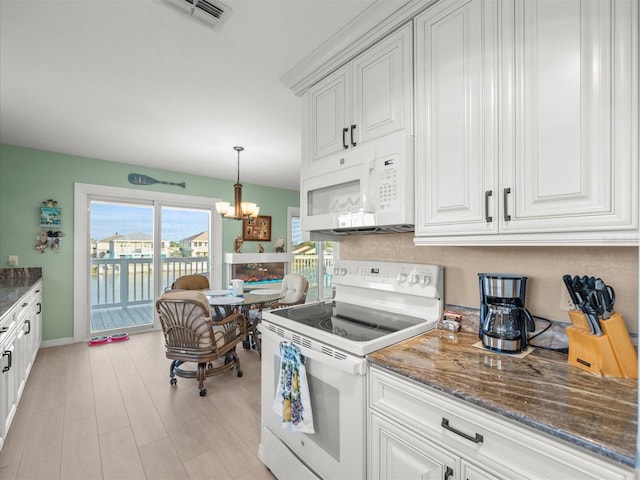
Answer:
369, 360, 635, 469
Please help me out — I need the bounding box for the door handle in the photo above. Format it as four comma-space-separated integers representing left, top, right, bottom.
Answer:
441, 417, 484, 443
350, 124, 357, 147
444, 466, 454, 480
503, 187, 512, 221
2, 350, 12, 373
485, 190, 493, 223
37, 302, 42, 314
24, 319, 31, 335
342, 127, 349, 149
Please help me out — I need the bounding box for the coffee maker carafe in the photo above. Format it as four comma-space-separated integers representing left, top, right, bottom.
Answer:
478, 273, 535, 353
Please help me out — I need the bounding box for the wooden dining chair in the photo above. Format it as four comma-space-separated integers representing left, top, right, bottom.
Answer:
155, 290, 244, 397
171, 274, 210, 290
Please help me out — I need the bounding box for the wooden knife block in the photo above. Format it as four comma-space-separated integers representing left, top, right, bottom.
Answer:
566, 311, 637, 378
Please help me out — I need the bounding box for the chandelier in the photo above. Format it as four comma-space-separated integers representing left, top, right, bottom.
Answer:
215, 146, 260, 220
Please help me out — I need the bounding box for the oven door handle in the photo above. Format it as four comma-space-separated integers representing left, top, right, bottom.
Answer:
261, 327, 367, 376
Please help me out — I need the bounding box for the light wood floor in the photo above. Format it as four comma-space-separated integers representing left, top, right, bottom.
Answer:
0, 329, 275, 480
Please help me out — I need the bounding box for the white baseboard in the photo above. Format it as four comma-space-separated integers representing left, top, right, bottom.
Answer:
40, 337, 74, 348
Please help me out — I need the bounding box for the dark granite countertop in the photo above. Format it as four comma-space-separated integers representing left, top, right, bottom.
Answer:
368, 329, 637, 469
0, 268, 42, 319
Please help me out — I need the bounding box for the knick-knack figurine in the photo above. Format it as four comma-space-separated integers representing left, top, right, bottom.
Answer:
274, 235, 285, 253
258, 243, 264, 253
234, 235, 243, 253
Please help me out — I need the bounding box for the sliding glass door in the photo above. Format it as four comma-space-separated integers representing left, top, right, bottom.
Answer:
89, 202, 212, 334
74, 183, 222, 342
90, 201, 156, 332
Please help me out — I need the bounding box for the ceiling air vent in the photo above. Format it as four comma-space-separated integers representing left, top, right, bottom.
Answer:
161, 0, 232, 31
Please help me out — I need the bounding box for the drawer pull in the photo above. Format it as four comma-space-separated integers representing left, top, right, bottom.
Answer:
441, 417, 484, 444
24, 319, 31, 335
0, 326, 8, 335
37, 302, 42, 314
2, 350, 12, 373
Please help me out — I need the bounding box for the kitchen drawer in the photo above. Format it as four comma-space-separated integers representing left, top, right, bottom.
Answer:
0, 305, 18, 345
369, 366, 632, 480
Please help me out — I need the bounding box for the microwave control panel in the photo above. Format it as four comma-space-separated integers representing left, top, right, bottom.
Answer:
376, 156, 399, 211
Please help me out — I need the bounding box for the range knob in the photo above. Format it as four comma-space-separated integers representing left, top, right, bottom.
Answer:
396, 273, 407, 284
340, 268, 348, 276
420, 275, 432, 286
410, 273, 420, 285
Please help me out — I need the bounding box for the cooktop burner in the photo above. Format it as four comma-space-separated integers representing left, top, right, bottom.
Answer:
270, 301, 424, 343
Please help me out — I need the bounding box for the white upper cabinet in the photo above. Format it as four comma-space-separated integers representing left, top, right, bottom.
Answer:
303, 23, 413, 178
415, 0, 638, 245
501, 0, 637, 234
415, 0, 499, 236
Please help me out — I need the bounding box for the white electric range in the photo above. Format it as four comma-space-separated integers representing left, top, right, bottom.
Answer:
259, 260, 444, 480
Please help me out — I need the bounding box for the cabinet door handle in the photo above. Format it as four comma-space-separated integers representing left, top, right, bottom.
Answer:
444, 466, 454, 480
24, 319, 31, 335
22, 302, 28, 308
503, 187, 512, 221
2, 350, 12, 373
37, 302, 42, 314
0, 326, 8, 335
441, 417, 484, 443
485, 190, 493, 223
350, 124, 357, 147
342, 127, 349, 149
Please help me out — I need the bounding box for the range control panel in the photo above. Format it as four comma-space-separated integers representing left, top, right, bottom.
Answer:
332, 260, 443, 298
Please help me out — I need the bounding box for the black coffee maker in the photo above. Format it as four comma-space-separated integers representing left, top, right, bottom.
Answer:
478, 273, 535, 353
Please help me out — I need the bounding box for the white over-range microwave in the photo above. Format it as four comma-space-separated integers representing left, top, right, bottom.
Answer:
301, 132, 414, 238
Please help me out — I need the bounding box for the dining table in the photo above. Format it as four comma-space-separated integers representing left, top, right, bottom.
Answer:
203, 288, 285, 351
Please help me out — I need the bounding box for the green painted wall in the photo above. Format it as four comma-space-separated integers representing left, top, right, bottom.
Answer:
0, 144, 299, 342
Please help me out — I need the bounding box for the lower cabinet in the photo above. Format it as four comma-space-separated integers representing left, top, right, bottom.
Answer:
368, 366, 634, 480
0, 280, 42, 450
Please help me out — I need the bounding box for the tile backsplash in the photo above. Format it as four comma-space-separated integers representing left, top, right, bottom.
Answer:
340, 233, 639, 334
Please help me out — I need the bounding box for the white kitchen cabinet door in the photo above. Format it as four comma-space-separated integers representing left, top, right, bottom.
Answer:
305, 24, 413, 177
0, 336, 17, 449
307, 65, 350, 165
461, 461, 506, 480
369, 412, 458, 480
500, 0, 638, 233
415, 0, 498, 236
352, 23, 413, 148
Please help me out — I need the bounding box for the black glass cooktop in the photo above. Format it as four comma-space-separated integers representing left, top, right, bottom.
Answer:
270, 300, 424, 343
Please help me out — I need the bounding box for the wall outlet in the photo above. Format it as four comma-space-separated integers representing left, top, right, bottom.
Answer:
559, 285, 574, 311
8, 255, 18, 266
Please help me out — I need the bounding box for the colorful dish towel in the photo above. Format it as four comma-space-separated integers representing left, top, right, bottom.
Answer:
272, 341, 315, 433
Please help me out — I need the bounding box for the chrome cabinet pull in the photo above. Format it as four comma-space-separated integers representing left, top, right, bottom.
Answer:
350, 124, 357, 147
441, 417, 484, 444
503, 187, 512, 221
485, 190, 493, 223
2, 350, 12, 373
342, 127, 349, 149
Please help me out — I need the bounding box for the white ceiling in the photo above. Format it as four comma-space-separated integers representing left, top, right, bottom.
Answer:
0, 0, 378, 191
